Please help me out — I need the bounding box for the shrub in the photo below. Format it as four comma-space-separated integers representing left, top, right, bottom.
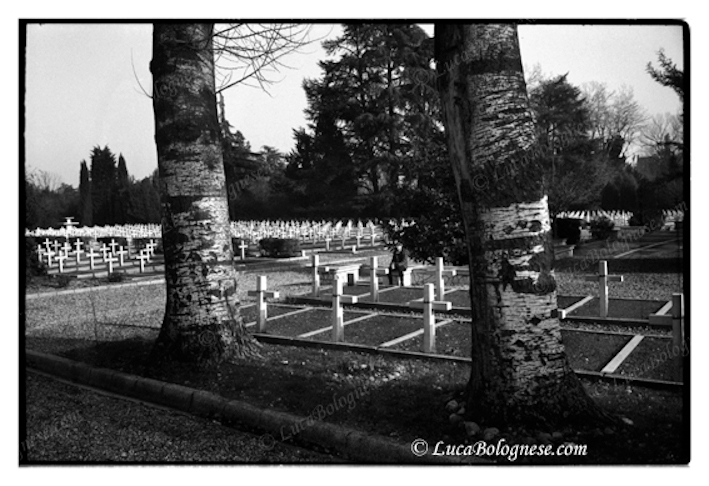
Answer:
629, 210, 666, 231
383, 218, 468, 266
590, 217, 615, 240
52, 274, 72, 288
107, 271, 125, 283
259, 238, 301, 258
25, 237, 47, 283
553, 218, 582, 245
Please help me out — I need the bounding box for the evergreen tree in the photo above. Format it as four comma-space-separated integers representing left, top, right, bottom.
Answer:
90, 145, 117, 225
79, 160, 93, 226
529, 74, 614, 214
288, 23, 436, 216
115, 154, 132, 223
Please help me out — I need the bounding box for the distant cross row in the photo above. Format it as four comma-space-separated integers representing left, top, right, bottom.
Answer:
37, 237, 159, 275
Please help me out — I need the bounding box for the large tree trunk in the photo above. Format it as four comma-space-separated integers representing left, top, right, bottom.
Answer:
150, 23, 260, 364
435, 24, 603, 426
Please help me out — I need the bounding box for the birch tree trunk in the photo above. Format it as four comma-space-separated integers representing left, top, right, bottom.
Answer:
435, 24, 603, 425
150, 23, 260, 364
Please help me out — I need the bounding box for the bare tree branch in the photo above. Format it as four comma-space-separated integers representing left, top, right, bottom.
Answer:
211, 23, 318, 94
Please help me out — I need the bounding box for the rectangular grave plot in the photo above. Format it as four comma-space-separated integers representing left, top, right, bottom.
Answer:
340, 315, 422, 347
343, 286, 374, 296
557, 295, 587, 309
265, 309, 363, 337
561, 330, 632, 372
443, 289, 471, 309
568, 298, 667, 319
375, 287, 426, 305
614, 336, 681, 382
241, 304, 302, 323
388, 320, 472, 357
315, 286, 369, 299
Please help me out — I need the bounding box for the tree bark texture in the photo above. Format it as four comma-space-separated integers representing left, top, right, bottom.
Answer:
435, 24, 601, 425
151, 23, 260, 364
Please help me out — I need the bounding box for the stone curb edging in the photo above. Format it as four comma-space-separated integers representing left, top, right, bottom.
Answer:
25, 350, 482, 464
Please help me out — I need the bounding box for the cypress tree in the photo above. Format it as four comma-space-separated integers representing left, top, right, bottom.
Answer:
79, 160, 93, 226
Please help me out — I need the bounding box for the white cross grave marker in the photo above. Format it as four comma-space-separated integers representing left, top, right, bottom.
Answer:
247, 275, 280, 332
311, 254, 320, 296
109, 239, 120, 254
435, 257, 457, 302
74, 240, 84, 264
584, 260, 623, 318
146, 240, 157, 256
56, 251, 68, 273
45, 249, 55, 267
239, 240, 248, 260
105, 253, 118, 274
100, 244, 110, 262
368, 256, 389, 303
137, 250, 151, 273
86, 248, 98, 270
409, 283, 452, 353
331, 275, 358, 342
115, 246, 127, 267
62, 217, 79, 231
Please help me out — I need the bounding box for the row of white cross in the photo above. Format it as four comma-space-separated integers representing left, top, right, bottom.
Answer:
37, 238, 158, 274
249, 268, 684, 358
26, 219, 380, 243
310, 255, 458, 302
556, 210, 634, 226
247, 273, 451, 354
232, 231, 378, 260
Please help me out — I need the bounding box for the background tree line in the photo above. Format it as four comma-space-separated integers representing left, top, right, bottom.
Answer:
25, 25, 683, 237
255, 24, 683, 224
25, 146, 161, 229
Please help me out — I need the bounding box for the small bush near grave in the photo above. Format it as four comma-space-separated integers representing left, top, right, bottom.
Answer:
554, 218, 582, 245
52, 274, 72, 288
629, 210, 666, 230
107, 272, 125, 283
259, 238, 301, 258
25, 237, 47, 282
590, 217, 615, 240
383, 217, 468, 265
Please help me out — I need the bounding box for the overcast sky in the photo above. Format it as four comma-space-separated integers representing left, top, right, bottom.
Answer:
24, 22, 684, 187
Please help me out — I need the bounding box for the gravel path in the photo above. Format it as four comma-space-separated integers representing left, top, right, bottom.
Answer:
23, 372, 339, 463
